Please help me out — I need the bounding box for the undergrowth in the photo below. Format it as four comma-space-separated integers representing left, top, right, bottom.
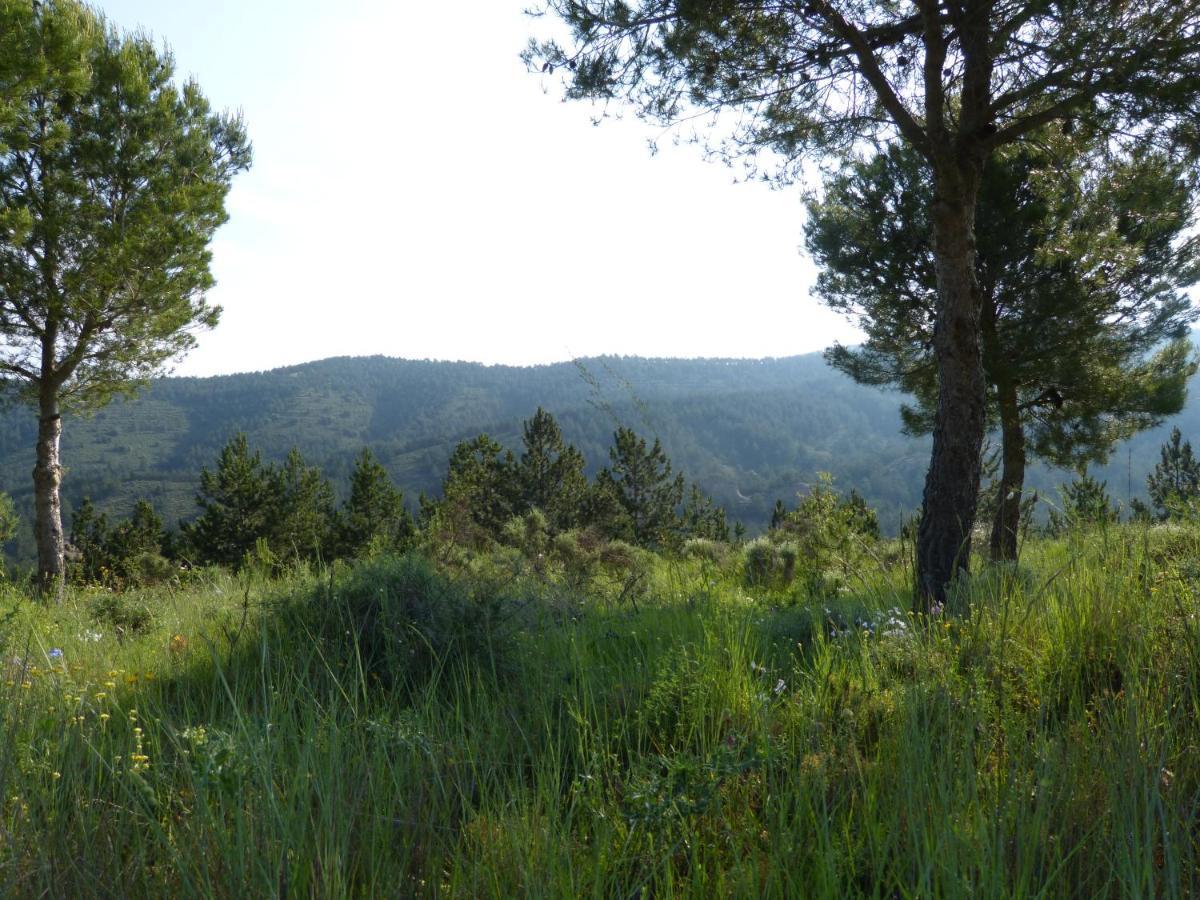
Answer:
0, 527, 1196, 897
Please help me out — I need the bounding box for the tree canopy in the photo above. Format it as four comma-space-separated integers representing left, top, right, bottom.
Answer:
0, 0, 250, 591
806, 138, 1198, 559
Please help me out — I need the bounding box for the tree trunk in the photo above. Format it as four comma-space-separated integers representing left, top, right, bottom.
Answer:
33, 388, 65, 599
916, 168, 988, 609
988, 375, 1025, 563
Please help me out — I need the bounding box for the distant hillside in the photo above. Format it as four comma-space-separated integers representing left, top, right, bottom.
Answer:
0, 351, 1196, 564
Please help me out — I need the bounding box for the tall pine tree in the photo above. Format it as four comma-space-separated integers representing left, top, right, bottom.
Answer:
807, 140, 1197, 560
1147, 428, 1200, 519
514, 408, 589, 532
336, 448, 413, 558
603, 427, 685, 548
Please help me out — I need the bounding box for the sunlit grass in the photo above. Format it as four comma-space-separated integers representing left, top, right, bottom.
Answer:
0, 526, 1197, 896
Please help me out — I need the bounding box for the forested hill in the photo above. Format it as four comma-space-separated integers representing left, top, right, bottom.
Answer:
0, 351, 1196, 561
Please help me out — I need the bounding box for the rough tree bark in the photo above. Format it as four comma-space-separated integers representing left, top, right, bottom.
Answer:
916, 163, 989, 608
33, 384, 65, 598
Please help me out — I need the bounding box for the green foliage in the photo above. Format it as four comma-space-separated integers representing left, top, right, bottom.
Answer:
0, 491, 15, 578
335, 448, 413, 559
1046, 474, 1120, 534
807, 141, 1198, 495
421, 412, 725, 560
742, 537, 781, 587
768, 473, 880, 594
269, 448, 334, 564
3, 529, 1200, 892
8, 350, 1200, 571
0, 0, 250, 584
183, 434, 275, 568
603, 427, 685, 548
88, 589, 154, 638
0, 0, 251, 406
431, 434, 516, 548
69, 497, 167, 587
1147, 427, 1200, 520
681, 482, 729, 542
514, 407, 589, 532
296, 554, 516, 689
184, 435, 334, 569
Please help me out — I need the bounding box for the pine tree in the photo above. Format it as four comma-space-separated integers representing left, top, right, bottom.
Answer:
681, 483, 729, 542
1048, 474, 1118, 533
515, 408, 589, 532
0, 1, 250, 593
107, 500, 165, 571
807, 141, 1197, 562
269, 448, 334, 563
184, 434, 275, 567
1147, 428, 1200, 519
337, 448, 413, 558
70, 497, 164, 584
769, 499, 788, 532
69, 498, 110, 583
436, 434, 517, 545
603, 428, 685, 548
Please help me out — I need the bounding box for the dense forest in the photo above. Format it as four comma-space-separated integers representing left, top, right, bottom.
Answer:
2, 346, 1197, 566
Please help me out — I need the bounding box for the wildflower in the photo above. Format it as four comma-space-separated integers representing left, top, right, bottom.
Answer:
99, 713, 110, 723
48, 648, 63, 661
773, 678, 787, 695
169, 634, 187, 654
51, 772, 61, 781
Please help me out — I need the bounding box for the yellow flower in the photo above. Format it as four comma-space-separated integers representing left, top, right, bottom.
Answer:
51, 772, 61, 781
99, 713, 110, 723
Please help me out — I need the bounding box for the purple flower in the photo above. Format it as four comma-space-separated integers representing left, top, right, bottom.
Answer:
48, 648, 63, 661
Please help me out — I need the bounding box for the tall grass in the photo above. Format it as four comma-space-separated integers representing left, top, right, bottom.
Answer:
0, 528, 1197, 896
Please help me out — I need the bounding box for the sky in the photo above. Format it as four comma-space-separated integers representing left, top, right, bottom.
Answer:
97, 0, 862, 377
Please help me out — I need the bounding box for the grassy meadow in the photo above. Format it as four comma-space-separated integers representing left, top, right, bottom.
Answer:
0, 525, 1198, 897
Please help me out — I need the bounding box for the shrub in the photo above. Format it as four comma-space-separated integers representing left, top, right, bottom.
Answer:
777, 542, 799, 584
743, 537, 776, 586
682, 537, 727, 564
89, 591, 155, 638
299, 554, 517, 689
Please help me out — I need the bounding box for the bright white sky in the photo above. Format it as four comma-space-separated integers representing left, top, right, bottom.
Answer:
98, 0, 861, 376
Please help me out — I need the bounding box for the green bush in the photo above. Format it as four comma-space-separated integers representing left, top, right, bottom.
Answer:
743, 537, 777, 586
298, 554, 517, 689
682, 537, 728, 564
89, 590, 155, 637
